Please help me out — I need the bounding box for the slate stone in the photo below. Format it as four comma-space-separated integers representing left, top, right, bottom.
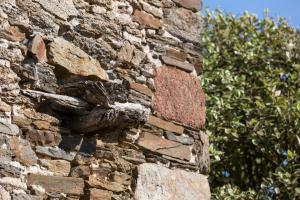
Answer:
27, 174, 84, 195
70, 165, 91, 178
134, 163, 210, 200
89, 188, 113, 200
11, 193, 43, 200
147, 115, 184, 134
164, 132, 194, 145
137, 132, 191, 161
129, 82, 153, 97
163, 7, 202, 43
161, 56, 194, 73
38, 159, 71, 176
9, 137, 38, 166
23, 126, 61, 147
172, 0, 202, 11
35, 146, 76, 161
133, 10, 161, 29
111, 171, 131, 186
194, 132, 210, 174
47, 37, 107, 81
88, 175, 125, 192
166, 48, 187, 62
0, 122, 19, 136
0, 163, 22, 178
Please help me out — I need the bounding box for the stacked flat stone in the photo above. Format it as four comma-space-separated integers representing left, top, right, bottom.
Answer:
0, 0, 210, 199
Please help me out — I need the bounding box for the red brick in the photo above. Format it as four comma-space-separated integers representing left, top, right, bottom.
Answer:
153, 66, 205, 129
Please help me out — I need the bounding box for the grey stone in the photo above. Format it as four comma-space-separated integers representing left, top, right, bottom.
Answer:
0, 122, 19, 136
0, 185, 10, 200
136, 132, 191, 161
194, 132, 210, 174
0, 177, 27, 189
9, 137, 38, 166
161, 56, 194, 73
163, 7, 202, 43
11, 193, 43, 200
141, 1, 163, 18
34, 0, 78, 20
164, 132, 194, 145
35, 146, 76, 161
0, 163, 22, 178
134, 163, 210, 200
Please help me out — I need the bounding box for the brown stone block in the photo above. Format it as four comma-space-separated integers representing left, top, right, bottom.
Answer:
147, 115, 184, 134
28, 35, 47, 62
137, 132, 191, 161
153, 66, 205, 129
166, 48, 187, 62
90, 188, 113, 200
27, 174, 84, 195
39, 159, 71, 176
87, 175, 125, 192
161, 56, 194, 72
47, 37, 107, 80
133, 10, 161, 29
129, 82, 153, 97
2, 26, 26, 42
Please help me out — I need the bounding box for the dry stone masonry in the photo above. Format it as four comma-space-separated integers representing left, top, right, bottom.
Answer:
0, 0, 210, 199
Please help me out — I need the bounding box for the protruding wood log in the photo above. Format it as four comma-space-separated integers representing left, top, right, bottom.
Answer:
70, 102, 150, 134
21, 89, 91, 114
59, 80, 129, 107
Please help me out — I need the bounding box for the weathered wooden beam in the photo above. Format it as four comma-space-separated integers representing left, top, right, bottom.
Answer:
21, 89, 91, 114
70, 102, 150, 134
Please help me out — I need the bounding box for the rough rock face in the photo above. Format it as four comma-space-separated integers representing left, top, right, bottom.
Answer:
134, 163, 210, 200
0, 0, 209, 199
48, 37, 107, 81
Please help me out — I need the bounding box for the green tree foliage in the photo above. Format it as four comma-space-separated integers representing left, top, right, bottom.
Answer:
201, 10, 300, 199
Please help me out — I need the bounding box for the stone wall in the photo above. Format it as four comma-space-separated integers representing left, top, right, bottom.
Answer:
0, 0, 210, 199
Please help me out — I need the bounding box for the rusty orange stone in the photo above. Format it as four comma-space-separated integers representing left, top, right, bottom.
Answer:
28, 35, 47, 62
4, 26, 26, 42
153, 66, 205, 129
133, 10, 161, 29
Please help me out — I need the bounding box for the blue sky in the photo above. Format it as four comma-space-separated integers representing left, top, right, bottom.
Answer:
203, 0, 300, 28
